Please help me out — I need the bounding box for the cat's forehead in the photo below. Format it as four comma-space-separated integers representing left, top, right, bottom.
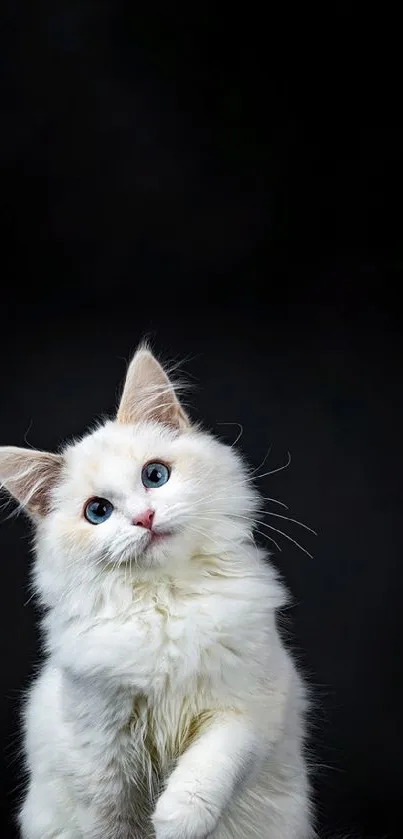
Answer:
67, 421, 178, 467
59, 421, 182, 497
61, 420, 231, 493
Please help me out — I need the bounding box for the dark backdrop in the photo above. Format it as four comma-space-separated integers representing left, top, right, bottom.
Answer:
1, 6, 402, 839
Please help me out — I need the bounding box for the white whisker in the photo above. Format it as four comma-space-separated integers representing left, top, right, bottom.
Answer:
265, 511, 317, 535
216, 422, 244, 447
254, 451, 292, 480
249, 444, 272, 476
257, 521, 313, 559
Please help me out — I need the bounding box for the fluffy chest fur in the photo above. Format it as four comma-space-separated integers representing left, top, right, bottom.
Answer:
53, 571, 274, 822
51, 564, 279, 698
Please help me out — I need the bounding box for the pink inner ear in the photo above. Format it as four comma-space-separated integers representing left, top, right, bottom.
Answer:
0, 447, 63, 517
116, 348, 190, 430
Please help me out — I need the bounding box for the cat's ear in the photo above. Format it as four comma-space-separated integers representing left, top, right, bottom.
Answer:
116, 347, 190, 430
0, 447, 63, 517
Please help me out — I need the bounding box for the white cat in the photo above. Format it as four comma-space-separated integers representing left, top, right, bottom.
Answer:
0, 346, 314, 839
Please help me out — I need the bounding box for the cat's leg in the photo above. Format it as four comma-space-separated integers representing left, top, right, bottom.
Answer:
59, 674, 148, 839
19, 777, 81, 839
19, 779, 136, 839
209, 759, 314, 839
262, 793, 314, 839
20, 774, 137, 839
20, 667, 83, 839
21, 666, 138, 839
74, 805, 134, 839
72, 774, 147, 839
152, 712, 259, 839
59, 734, 139, 839
231, 787, 313, 839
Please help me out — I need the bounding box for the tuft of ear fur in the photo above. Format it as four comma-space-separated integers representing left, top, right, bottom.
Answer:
116, 345, 190, 430
0, 447, 63, 517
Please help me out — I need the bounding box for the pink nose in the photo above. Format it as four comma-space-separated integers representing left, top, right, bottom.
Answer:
134, 509, 154, 530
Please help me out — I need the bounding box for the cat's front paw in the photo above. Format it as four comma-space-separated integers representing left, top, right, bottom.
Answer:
152, 781, 220, 839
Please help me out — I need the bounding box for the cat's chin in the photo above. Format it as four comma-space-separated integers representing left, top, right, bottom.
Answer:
149, 530, 175, 545
114, 529, 178, 570
141, 530, 176, 561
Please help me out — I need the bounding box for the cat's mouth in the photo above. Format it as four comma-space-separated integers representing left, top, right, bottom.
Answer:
112, 527, 177, 566
146, 527, 176, 547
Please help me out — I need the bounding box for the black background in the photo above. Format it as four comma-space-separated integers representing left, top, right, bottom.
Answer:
1, 5, 402, 839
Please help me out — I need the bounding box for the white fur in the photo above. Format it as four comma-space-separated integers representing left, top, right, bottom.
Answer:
3, 355, 314, 839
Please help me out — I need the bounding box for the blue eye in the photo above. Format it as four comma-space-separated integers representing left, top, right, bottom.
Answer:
142, 462, 170, 489
84, 497, 114, 525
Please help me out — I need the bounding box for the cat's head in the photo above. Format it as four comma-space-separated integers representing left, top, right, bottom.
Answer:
0, 347, 258, 586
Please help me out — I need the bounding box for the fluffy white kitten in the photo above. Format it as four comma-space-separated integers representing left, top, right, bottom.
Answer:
0, 346, 314, 839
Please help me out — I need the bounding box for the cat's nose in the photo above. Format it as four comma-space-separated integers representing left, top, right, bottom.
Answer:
133, 509, 154, 530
